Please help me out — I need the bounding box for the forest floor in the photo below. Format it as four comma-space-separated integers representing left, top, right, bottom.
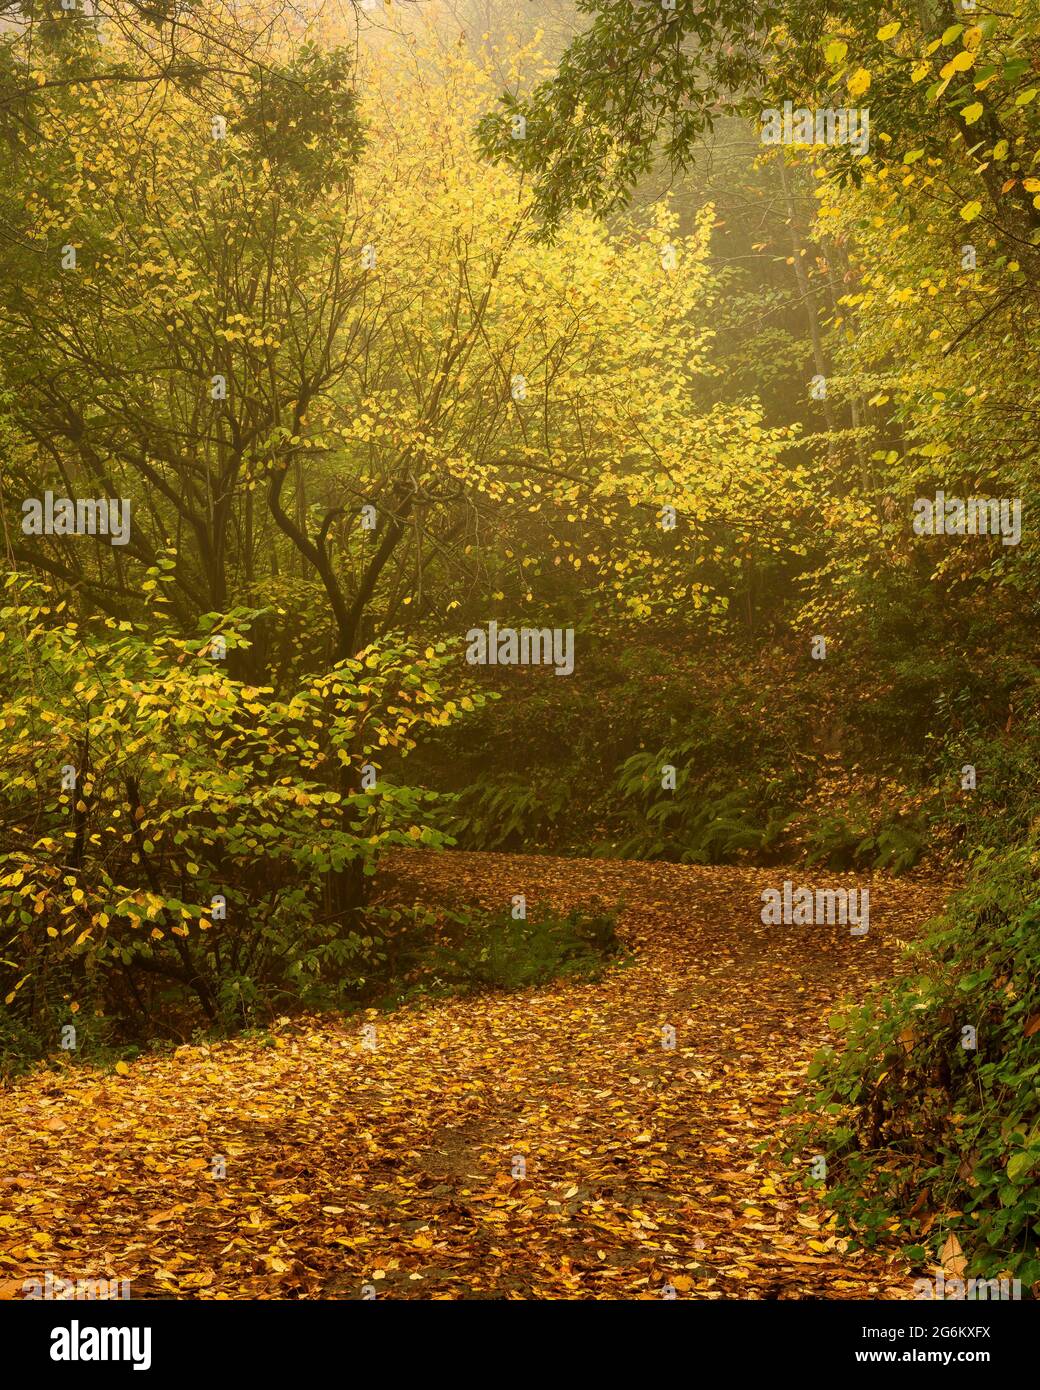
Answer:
0, 851, 951, 1300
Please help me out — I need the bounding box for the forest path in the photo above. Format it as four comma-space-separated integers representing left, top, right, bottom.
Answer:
0, 851, 949, 1300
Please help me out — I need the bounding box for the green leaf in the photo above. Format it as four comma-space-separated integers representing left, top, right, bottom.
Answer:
1007, 1151, 1036, 1183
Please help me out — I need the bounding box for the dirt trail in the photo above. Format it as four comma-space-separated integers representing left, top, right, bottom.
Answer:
0, 851, 950, 1299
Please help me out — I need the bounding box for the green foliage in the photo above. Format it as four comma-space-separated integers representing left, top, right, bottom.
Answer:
804, 805, 929, 875
477, 0, 780, 236
796, 847, 1040, 1286
234, 44, 365, 191
0, 575, 483, 1053
437, 906, 620, 992
422, 634, 943, 871
449, 773, 571, 851
368, 901, 622, 1001
613, 751, 791, 864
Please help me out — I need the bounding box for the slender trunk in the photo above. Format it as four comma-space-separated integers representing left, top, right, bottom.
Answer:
778, 159, 837, 448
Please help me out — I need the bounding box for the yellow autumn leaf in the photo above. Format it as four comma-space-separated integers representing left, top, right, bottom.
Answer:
847, 68, 871, 98
823, 39, 848, 66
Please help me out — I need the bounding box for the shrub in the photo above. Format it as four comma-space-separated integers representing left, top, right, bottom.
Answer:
795, 845, 1040, 1288
0, 575, 484, 1055
448, 773, 570, 851
612, 746, 793, 864
431, 905, 621, 991
362, 901, 622, 1001
803, 804, 930, 874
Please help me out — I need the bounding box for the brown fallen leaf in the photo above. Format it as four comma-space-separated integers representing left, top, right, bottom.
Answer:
147, 1203, 189, 1227
940, 1233, 967, 1279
